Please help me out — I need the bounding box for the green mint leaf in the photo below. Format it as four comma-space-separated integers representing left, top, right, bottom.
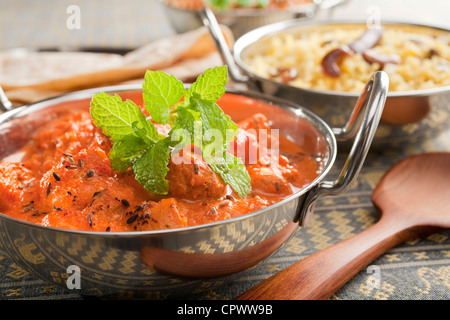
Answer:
109, 134, 148, 172
168, 106, 201, 148
206, 0, 231, 9
191, 97, 238, 150
131, 120, 162, 145
185, 65, 228, 103
90, 92, 149, 142
142, 70, 185, 124
170, 96, 250, 198
237, 0, 253, 7
256, 0, 270, 7
207, 151, 252, 198
133, 139, 171, 195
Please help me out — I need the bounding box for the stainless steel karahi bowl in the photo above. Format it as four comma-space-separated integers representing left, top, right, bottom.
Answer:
161, 0, 346, 38
0, 72, 387, 298
202, 11, 450, 149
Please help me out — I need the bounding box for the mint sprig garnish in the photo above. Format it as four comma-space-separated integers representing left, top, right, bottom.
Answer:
90, 66, 252, 198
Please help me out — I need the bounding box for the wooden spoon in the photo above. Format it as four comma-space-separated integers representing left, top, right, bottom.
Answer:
237, 152, 450, 300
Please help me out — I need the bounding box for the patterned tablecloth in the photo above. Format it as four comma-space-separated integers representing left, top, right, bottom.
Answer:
0, 131, 449, 301
0, 0, 449, 301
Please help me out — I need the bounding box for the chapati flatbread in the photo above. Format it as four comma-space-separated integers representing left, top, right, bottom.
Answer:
0, 26, 233, 104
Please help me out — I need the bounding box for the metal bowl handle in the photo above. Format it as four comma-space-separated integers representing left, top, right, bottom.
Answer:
199, 8, 250, 83
296, 71, 389, 226
0, 85, 13, 113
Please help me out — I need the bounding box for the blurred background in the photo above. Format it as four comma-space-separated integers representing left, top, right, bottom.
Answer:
1, 0, 448, 52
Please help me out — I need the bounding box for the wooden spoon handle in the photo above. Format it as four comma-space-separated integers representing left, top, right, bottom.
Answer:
237, 216, 414, 300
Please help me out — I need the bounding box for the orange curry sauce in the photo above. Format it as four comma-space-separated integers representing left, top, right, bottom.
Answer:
0, 94, 321, 232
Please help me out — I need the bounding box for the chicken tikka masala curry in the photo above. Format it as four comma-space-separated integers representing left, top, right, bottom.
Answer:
0, 67, 322, 232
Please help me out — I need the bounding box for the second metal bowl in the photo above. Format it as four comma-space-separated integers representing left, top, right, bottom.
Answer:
202, 11, 450, 148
